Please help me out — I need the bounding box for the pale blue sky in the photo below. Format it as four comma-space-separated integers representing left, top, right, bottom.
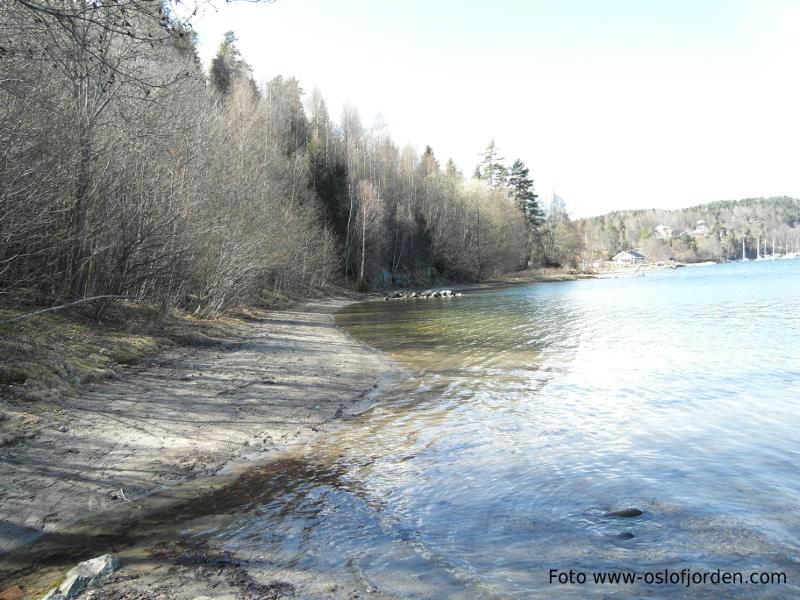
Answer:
194, 0, 800, 217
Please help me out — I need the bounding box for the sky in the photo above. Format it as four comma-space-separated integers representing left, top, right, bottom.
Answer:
191, 0, 800, 218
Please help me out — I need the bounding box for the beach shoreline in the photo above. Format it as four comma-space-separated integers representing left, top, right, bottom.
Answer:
0, 298, 405, 596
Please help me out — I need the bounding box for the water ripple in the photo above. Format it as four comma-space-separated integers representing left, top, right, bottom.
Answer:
216, 260, 800, 598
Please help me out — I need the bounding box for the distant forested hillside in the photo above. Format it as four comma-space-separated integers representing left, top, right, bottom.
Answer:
577, 197, 800, 264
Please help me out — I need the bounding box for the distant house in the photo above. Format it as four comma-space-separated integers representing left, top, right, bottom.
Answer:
692, 220, 710, 236
653, 224, 677, 240
612, 250, 647, 266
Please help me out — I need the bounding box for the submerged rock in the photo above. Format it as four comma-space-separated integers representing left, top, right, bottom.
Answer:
42, 554, 121, 600
613, 531, 636, 539
605, 508, 644, 518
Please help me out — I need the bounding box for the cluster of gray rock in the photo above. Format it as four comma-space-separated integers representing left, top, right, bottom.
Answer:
385, 289, 462, 300
42, 554, 121, 600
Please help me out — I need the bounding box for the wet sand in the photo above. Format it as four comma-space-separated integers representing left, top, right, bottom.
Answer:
0, 299, 402, 598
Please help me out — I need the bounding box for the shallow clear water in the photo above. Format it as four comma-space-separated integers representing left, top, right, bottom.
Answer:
210, 260, 800, 598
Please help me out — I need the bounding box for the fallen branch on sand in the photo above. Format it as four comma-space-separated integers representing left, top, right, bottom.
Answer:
0, 296, 134, 326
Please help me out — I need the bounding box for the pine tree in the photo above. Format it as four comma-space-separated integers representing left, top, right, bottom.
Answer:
210, 31, 252, 96
508, 159, 543, 228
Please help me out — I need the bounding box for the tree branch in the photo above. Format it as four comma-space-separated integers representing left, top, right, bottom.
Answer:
0, 295, 135, 325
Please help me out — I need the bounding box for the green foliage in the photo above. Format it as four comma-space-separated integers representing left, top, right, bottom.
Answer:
210, 31, 252, 96
508, 159, 543, 228
309, 146, 349, 236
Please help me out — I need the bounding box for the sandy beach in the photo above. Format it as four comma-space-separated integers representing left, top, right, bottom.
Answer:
0, 299, 403, 599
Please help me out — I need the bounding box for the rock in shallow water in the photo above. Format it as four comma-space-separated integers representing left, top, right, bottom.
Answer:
605, 507, 644, 518
42, 554, 121, 600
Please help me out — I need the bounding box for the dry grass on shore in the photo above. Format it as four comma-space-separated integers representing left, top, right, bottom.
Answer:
0, 301, 253, 447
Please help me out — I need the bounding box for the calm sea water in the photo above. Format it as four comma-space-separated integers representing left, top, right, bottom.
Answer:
210, 260, 800, 598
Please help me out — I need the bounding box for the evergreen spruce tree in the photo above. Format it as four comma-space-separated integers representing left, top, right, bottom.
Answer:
210, 31, 252, 96
508, 159, 544, 227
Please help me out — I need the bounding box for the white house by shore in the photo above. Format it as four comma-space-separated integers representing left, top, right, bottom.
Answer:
612, 250, 647, 266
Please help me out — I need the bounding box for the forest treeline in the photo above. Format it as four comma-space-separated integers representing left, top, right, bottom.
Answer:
3, 2, 796, 320
0, 1, 555, 316
577, 197, 800, 264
